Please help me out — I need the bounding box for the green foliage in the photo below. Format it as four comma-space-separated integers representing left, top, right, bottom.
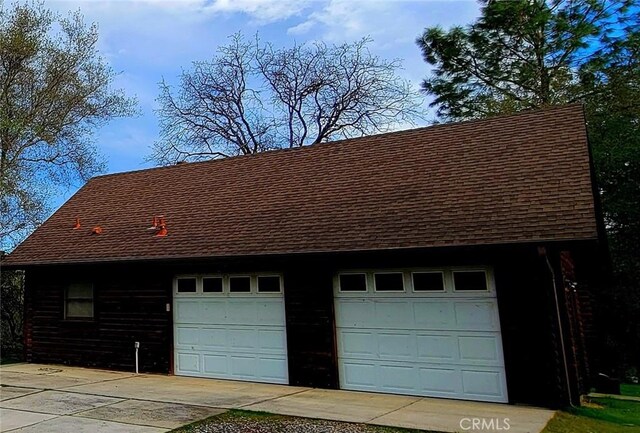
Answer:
0, 0, 137, 250
621, 384, 640, 398
417, 0, 640, 375
0, 269, 24, 360
417, 0, 634, 120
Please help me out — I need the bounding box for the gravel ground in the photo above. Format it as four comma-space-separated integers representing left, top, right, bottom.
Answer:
171, 410, 430, 433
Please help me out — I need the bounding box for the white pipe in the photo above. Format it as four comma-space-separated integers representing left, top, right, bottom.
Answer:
135, 341, 140, 374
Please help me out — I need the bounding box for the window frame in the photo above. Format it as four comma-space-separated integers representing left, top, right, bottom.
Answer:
411, 271, 446, 293
334, 267, 494, 297
228, 274, 253, 294
175, 275, 198, 294
373, 272, 405, 293
201, 275, 224, 294
257, 275, 283, 294
64, 282, 94, 320
337, 272, 369, 293
452, 269, 490, 292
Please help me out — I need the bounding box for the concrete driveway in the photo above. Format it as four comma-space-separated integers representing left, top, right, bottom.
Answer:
0, 363, 555, 432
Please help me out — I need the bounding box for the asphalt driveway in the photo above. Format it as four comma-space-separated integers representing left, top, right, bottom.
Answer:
0, 363, 555, 432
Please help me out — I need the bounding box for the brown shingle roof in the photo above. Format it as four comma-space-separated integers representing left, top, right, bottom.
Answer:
4, 104, 598, 266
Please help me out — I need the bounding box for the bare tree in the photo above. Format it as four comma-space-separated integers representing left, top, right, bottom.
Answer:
152, 34, 423, 164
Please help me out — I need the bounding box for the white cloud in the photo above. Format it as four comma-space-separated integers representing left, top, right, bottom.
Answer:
204, 0, 313, 24
287, 20, 315, 35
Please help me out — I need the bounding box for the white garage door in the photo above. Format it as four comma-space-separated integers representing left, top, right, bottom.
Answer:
173, 274, 288, 384
334, 268, 508, 403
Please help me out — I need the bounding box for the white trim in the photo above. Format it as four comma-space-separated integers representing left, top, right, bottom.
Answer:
334, 267, 495, 297
452, 269, 490, 293
174, 273, 284, 297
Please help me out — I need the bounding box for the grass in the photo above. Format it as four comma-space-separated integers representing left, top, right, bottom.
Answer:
543, 396, 640, 433
622, 383, 640, 398
170, 409, 434, 433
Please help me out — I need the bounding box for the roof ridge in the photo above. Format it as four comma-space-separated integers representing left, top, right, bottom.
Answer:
92, 103, 584, 180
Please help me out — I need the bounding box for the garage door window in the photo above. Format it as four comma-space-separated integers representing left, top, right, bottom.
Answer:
412, 272, 445, 292
453, 271, 488, 291
339, 274, 367, 292
230, 276, 251, 292
374, 273, 404, 292
203, 277, 223, 293
177, 277, 197, 293
258, 276, 281, 293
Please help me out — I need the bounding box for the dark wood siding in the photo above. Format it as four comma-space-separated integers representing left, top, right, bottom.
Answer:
24, 263, 172, 373
21, 242, 598, 408
283, 264, 338, 388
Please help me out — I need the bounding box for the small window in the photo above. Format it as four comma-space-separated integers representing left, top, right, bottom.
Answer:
203, 277, 223, 293
453, 271, 488, 291
258, 276, 281, 293
339, 274, 367, 292
374, 273, 404, 292
229, 276, 251, 293
412, 272, 445, 291
177, 278, 197, 293
66, 283, 94, 319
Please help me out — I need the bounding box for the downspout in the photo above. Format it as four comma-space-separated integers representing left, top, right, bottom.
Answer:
540, 246, 575, 406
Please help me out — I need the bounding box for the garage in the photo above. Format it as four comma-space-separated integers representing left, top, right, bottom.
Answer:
173, 274, 288, 384
334, 268, 508, 402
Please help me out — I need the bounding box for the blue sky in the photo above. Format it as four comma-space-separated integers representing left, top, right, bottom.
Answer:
46, 0, 480, 204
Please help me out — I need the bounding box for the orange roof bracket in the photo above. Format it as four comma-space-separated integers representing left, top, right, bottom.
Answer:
155, 217, 167, 237
92, 226, 103, 235
72, 217, 81, 229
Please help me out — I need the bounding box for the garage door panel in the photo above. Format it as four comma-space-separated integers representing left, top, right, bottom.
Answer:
177, 353, 200, 373
413, 301, 456, 328
340, 331, 377, 357
380, 364, 416, 391
458, 335, 502, 364
203, 354, 227, 375
375, 301, 412, 327
175, 301, 202, 322
258, 329, 287, 352
257, 301, 286, 324
335, 269, 507, 403
461, 369, 506, 399
199, 328, 226, 349
342, 362, 378, 389
258, 357, 289, 381
174, 289, 288, 385
419, 367, 461, 394
202, 302, 226, 319
416, 334, 458, 362
175, 326, 199, 346
378, 333, 415, 360
454, 302, 499, 330
335, 300, 374, 327
228, 328, 258, 349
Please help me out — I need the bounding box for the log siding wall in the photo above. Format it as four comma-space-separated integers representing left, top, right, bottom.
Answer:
24, 264, 172, 373
21, 244, 597, 408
